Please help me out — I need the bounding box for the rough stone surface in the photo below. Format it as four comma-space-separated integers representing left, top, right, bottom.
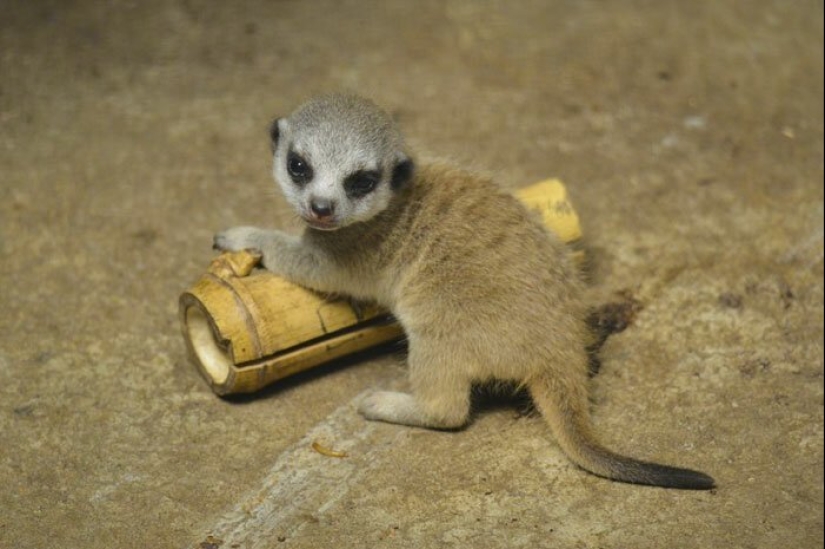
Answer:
0, 2, 822, 548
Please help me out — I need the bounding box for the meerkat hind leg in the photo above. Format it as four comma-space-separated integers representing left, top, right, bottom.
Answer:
359, 355, 471, 429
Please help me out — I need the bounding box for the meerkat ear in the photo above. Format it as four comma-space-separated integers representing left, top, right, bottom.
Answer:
391, 153, 414, 190
268, 118, 285, 152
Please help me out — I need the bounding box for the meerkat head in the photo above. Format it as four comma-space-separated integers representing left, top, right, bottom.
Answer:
268, 94, 414, 231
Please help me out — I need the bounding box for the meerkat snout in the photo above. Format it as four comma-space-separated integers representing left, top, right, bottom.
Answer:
307, 196, 337, 229
309, 197, 336, 218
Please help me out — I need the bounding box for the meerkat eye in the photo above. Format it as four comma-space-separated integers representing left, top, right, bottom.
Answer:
287, 151, 313, 185
344, 170, 382, 198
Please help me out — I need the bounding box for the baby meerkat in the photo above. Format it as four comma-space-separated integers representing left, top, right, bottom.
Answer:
214, 93, 715, 490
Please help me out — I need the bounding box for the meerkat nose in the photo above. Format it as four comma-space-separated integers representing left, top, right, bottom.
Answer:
309, 198, 336, 219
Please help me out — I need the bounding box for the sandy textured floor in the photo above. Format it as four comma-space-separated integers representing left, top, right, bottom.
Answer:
1, 2, 822, 548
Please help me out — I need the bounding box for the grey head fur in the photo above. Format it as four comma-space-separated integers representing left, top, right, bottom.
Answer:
270, 94, 414, 231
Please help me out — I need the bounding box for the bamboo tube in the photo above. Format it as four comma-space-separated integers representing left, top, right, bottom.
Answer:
180, 179, 583, 395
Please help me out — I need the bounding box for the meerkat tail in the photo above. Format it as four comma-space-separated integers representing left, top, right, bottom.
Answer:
528, 376, 716, 490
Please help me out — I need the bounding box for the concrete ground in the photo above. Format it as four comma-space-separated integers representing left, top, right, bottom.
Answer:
1, 1, 822, 548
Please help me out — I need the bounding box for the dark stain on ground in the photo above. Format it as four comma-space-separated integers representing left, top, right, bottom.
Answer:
738, 357, 772, 378
718, 292, 744, 309
199, 535, 223, 549
586, 291, 644, 376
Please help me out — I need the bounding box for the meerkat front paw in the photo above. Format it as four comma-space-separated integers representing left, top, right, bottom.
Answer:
213, 226, 265, 253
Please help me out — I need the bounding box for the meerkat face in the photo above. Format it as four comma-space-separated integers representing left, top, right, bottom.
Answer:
269, 94, 414, 231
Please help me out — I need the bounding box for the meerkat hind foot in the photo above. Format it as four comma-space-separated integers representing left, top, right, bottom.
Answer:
358, 391, 468, 430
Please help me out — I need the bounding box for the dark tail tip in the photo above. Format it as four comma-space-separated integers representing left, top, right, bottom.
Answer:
611, 459, 716, 490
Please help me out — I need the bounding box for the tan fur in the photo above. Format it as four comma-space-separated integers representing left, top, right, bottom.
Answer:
311, 163, 592, 420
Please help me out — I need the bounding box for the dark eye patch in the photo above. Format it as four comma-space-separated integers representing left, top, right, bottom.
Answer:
287, 150, 313, 185
391, 158, 414, 190
344, 169, 382, 198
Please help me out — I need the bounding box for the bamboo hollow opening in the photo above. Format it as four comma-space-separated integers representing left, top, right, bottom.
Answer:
184, 304, 232, 386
